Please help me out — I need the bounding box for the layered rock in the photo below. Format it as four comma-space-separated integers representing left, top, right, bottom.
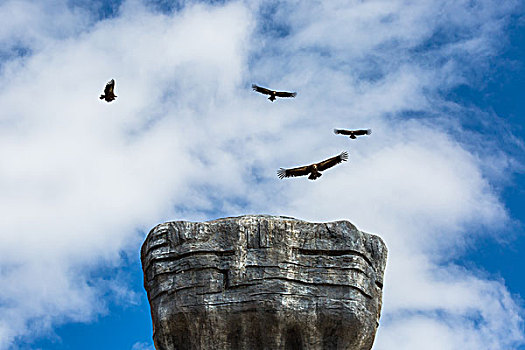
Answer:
141, 215, 387, 350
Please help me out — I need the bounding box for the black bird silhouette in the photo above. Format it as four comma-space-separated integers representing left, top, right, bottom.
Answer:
252, 84, 296, 102
100, 79, 117, 102
277, 151, 348, 180
334, 128, 371, 139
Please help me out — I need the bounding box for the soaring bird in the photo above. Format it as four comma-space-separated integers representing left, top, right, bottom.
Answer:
100, 79, 117, 102
334, 128, 371, 139
277, 151, 348, 180
252, 84, 296, 102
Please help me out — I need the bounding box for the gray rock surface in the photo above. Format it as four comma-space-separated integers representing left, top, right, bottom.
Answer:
141, 215, 387, 350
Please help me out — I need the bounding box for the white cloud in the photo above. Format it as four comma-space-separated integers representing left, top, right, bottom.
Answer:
131, 341, 154, 350
0, 0, 92, 60
0, 0, 522, 349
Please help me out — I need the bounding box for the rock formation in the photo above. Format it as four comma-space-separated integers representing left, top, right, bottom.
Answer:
141, 215, 387, 350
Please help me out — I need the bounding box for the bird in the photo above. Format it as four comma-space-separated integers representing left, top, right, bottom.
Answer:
333, 128, 371, 139
277, 151, 348, 180
252, 84, 297, 102
100, 79, 117, 102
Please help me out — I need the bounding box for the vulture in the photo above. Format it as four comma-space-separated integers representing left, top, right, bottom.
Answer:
277, 151, 348, 180
252, 84, 296, 101
100, 79, 117, 102
334, 128, 371, 139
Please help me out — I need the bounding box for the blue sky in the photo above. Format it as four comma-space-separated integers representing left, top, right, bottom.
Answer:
1, 0, 524, 349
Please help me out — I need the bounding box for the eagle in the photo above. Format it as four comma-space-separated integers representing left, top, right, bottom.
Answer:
334, 128, 371, 139
252, 84, 297, 102
100, 79, 117, 102
277, 151, 348, 180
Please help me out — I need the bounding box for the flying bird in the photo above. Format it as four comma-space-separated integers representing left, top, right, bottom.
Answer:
334, 128, 372, 139
100, 79, 117, 102
277, 151, 348, 180
252, 84, 297, 102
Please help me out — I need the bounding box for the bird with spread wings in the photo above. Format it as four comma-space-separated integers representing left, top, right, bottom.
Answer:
100, 79, 117, 102
252, 84, 297, 102
334, 129, 371, 139
277, 151, 348, 180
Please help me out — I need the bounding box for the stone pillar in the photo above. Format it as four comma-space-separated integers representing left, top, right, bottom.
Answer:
141, 215, 387, 350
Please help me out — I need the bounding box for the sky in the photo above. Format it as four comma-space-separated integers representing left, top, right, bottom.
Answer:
0, 0, 524, 349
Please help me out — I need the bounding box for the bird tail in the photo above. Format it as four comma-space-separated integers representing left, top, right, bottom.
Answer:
308, 172, 322, 180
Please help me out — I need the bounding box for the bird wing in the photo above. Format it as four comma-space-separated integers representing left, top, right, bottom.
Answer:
274, 91, 297, 98
104, 79, 115, 95
277, 165, 312, 179
334, 129, 352, 135
353, 129, 372, 136
316, 151, 348, 171
252, 84, 272, 95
